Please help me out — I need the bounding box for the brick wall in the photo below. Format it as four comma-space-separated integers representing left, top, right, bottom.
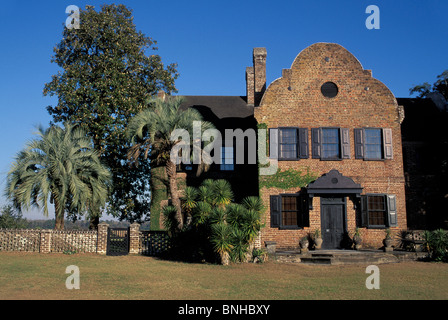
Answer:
0, 224, 169, 256
0, 228, 98, 253
254, 43, 407, 249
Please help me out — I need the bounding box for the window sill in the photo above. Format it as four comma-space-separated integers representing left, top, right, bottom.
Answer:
320, 158, 343, 161
279, 226, 304, 230
363, 158, 386, 161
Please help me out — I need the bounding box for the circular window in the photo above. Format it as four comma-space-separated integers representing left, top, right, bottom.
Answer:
321, 82, 338, 98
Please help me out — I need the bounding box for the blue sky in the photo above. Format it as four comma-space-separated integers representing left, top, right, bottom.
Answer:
0, 0, 447, 220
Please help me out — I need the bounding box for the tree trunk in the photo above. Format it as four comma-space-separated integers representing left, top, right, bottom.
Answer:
166, 160, 183, 230
89, 215, 99, 230
54, 198, 64, 230
220, 251, 230, 266
245, 240, 255, 263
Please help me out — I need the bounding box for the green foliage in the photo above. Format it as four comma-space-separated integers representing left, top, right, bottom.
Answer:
43, 4, 179, 224
162, 179, 264, 264
259, 168, 319, 190
424, 229, 448, 262
127, 96, 216, 230
0, 205, 28, 229
127, 96, 215, 168
5, 122, 111, 230
410, 70, 448, 100
252, 248, 267, 263
211, 223, 234, 255
63, 249, 77, 255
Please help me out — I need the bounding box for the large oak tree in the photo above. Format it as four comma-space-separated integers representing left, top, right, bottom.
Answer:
43, 4, 178, 228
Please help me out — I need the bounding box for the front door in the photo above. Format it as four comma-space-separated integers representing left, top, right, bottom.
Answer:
321, 197, 346, 249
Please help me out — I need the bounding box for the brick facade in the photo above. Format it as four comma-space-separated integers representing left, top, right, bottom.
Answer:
253, 43, 407, 249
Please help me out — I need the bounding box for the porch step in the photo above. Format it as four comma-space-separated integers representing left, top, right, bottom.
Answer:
275, 250, 421, 265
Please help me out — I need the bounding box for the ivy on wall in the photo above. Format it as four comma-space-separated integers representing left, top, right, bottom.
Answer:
259, 167, 318, 190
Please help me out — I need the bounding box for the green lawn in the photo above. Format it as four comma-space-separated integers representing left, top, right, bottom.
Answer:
1, 252, 447, 300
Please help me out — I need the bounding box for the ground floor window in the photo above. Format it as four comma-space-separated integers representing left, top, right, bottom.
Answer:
270, 194, 309, 229
361, 194, 397, 228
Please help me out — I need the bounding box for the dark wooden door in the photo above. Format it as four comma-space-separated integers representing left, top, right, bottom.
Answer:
321, 198, 345, 249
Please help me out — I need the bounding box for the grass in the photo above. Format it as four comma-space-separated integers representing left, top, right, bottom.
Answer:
1, 252, 448, 300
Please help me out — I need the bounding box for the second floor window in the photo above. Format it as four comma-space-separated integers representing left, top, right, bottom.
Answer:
312, 127, 350, 160
355, 128, 393, 160
364, 128, 383, 160
220, 146, 234, 171
269, 127, 309, 160
279, 128, 298, 159
321, 128, 341, 159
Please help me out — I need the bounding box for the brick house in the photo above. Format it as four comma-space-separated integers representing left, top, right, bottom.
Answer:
251, 43, 406, 249
154, 42, 415, 250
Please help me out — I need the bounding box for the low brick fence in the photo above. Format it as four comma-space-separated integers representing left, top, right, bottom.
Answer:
0, 222, 169, 256
0, 229, 97, 253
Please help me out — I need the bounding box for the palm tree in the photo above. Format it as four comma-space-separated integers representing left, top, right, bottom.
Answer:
5, 122, 111, 230
126, 96, 215, 230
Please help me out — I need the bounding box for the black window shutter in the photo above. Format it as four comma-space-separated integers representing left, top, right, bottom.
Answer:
298, 128, 309, 159
311, 128, 321, 159
340, 128, 350, 159
387, 194, 397, 227
269, 128, 279, 159
360, 195, 368, 227
270, 195, 281, 228
300, 195, 310, 228
354, 128, 364, 159
383, 128, 393, 159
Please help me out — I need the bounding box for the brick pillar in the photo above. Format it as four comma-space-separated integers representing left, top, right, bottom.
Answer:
97, 223, 109, 255
129, 223, 140, 254
39, 230, 52, 253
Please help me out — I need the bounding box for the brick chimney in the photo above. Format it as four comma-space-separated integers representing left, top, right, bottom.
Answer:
246, 67, 255, 105
246, 48, 267, 106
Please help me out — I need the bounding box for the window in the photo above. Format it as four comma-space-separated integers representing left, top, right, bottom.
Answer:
279, 128, 298, 159
321, 82, 338, 98
312, 127, 350, 160
281, 196, 299, 227
269, 128, 309, 160
355, 128, 393, 160
322, 128, 341, 159
367, 195, 387, 226
361, 194, 397, 228
220, 146, 234, 171
364, 129, 383, 160
270, 194, 309, 229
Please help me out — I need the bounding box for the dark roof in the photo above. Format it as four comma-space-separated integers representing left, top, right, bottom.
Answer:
181, 96, 253, 118
307, 169, 363, 195
180, 96, 256, 130
398, 97, 448, 141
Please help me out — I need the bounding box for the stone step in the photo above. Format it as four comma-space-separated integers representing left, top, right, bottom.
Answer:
274, 249, 426, 265
300, 256, 333, 265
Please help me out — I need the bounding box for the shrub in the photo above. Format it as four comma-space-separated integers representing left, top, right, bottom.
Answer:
162, 179, 263, 264
424, 229, 448, 262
